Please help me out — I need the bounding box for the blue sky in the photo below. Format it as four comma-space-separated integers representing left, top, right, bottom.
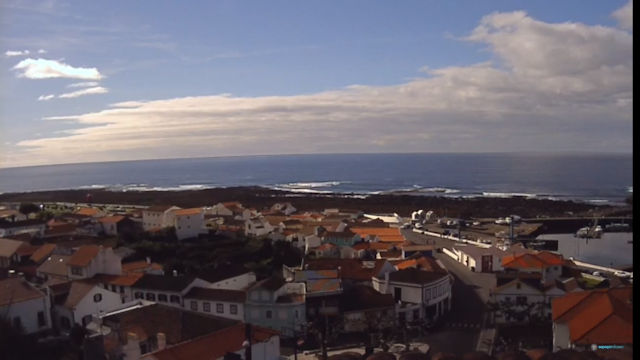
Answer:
0, 0, 633, 168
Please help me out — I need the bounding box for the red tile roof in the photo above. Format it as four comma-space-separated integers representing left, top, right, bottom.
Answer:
67, 245, 101, 267
350, 227, 405, 243
95, 273, 144, 287
0, 277, 44, 306
174, 208, 203, 216
552, 286, 633, 345
30, 243, 57, 263
98, 215, 126, 224
145, 323, 279, 360
122, 260, 163, 274
502, 251, 564, 269
75, 207, 101, 216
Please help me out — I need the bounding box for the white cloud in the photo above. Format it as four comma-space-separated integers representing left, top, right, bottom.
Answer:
67, 81, 99, 88
57, 86, 108, 98
612, 0, 633, 30
37, 49, 47, 54
37, 94, 55, 101
5, 49, 30, 57
12, 58, 103, 80
5, 11, 632, 168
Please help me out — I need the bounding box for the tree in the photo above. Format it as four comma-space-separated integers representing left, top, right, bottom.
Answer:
18, 203, 40, 216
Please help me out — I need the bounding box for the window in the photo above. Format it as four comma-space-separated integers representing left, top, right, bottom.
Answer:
216, 303, 224, 313
394, 287, 402, 301
516, 282, 521, 289
266, 310, 273, 319
134, 292, 144, 299
230, 304, 238, 314
413, 309, 420, 320
71, 266, 83, 276
146, 293, 156, 301
13, 317, 21, 329
94, 293, 102, 303
111, 285, 117, 292
158, 294, 168, 302
120, 286, 125, 293
170, 295, 181, 304
516, 296, 528, 306
37, 312, 46, 327
191, 300, 198, 311
294, 309, 299, 319
203, 302, 211, 312
140, 343, 149, 354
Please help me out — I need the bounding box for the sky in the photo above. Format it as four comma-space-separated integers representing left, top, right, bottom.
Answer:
0, 0, 633, 168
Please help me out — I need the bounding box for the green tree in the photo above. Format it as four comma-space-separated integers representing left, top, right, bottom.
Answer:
18, 203, 40, 216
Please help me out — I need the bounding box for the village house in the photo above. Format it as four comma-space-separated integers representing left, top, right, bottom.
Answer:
200, 266, 257, 290
29, 243, 57, 265
245, 217, 275, 237
37, 254, 72, 281
502, 251, 566, 284
271, 202, 297, 215
98, 215, 136, 237
340, 285, 395, 333
89, 302, 239, 359
350, 227, 406, 245
172, 207, 205, 240
0, 237, 24, 268
362, 213, 403, 224
372, 256, 454, 325
142, 205, 181, 232
0, 219, 46, 238
183, 287, 246, 321
52, 280, 123, 328
141, 322, 281, 360
0, 276, 52, 334
0, 209, 27, 222
95, 272, 144, 303
67, 245, 122, 279
301, 258, 396, 288
130, 273, 209, 308
122, 258, 164, 275
551, 286, 632, 352
75, 207, 105, 218
290, 269, 343, 321
447, 245, 507, 273
244, 277, 306, 337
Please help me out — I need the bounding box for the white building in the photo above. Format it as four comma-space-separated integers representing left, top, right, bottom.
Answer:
54, 280, 123, 329
0, 220, 46, 238
130, 274, 210, 308
271, 202, 297, 215
183, 287, 246, 321
173, 207, 205, 240
0, 237, 24, 268
142, 205, 181, 231
245, 217, 274, 237
0, 277, 51, 333
372, 261, 453, 324
67, 245, 122, 280
449, 245, 506, 273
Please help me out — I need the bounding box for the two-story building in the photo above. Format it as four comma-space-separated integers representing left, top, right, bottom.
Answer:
142, 205, 181, 232
66, 245, 122, 279
244, 277, 306, 337
183, 287, 246, 321
0, 237, 24, 268
173, 208, 205, 240
53, 280, 123, 328
130, 273, 210, 308
372, 257, 453, 325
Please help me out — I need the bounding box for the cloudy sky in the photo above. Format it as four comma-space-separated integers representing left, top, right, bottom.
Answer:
0, 0, 633, 168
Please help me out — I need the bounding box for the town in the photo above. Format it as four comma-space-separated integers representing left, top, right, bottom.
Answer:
0, 198, 632, 360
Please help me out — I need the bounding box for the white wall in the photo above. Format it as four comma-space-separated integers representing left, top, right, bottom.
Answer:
183, 298, 244, 321
553, 322, 571, 350
73, 286, 123, 326
225, 335, 280, 360
174, 212, 204, 240
0, 294, 51, 334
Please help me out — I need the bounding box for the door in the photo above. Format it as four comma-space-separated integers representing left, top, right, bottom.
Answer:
482, 255, 493, 272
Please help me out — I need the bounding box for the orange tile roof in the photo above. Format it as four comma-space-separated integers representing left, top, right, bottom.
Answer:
30, 243, 57, 263
67, 245, 101, 267
122, 260, 163, 274
95, 273, 144, 286
395, 259, 418, 270
75, 207, 101, 216
173, 208, 203, 216
552, 287, 633, 345
0, 277, 45, 306
98, 215, 126, 224
350, 227, 405, 243
146, 323, 278, 360
502, 251, 564, 269
352, 242, 394, 251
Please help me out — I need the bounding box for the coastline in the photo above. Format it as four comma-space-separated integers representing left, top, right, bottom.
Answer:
0, 186, 631, 218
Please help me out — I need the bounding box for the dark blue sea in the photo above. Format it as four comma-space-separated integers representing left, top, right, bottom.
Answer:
0, 153, 632, 204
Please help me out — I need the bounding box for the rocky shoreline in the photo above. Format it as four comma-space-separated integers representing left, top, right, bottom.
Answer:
0, 186, 631, 218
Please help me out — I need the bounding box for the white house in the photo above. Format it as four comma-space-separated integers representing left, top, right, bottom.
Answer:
450, 245, 506, 273
245, 217, 274, 237
130, 274, 210, 308
142, 205, 181, 231
54, 280, 123, 328
363, 213, 403, 224
372, 259, 453, 324
67, 245, 122, 280
502, 251, 566, 285
183, 287, 246, 321
271, 202, 297, 216
0, 277, 51, 333
173, 207, 205, 240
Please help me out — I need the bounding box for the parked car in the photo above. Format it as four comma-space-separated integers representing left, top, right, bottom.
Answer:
614, 271, 631, 278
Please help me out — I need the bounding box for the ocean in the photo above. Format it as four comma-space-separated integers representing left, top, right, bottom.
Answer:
0, 153, 633, 204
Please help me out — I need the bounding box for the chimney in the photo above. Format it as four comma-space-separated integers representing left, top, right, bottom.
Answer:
157, 332, 166, 351
123, 332, 141, 360
172, 270, 178, 277
146, 257, 151, 264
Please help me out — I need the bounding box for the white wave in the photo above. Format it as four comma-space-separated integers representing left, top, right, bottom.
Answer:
77, 184, 108, 189
271, 186, 333, 194
586, 199, 610, 204
627, 186, 633, 193
482, 192, 537, 198
278, 181, 344, 189
112, 183, 216, 192
420, 187, 460, 194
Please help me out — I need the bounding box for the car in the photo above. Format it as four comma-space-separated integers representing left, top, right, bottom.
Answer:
592, 271, 602, 277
